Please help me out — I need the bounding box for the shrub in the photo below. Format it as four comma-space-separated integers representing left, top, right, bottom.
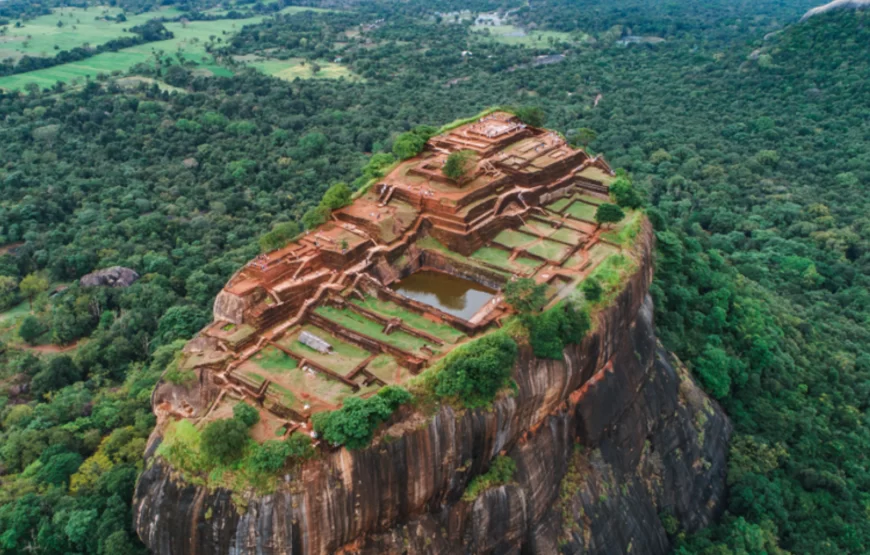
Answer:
312, 386, 411, 449
285, 434, 316, 461
301, 204, 330, 230
609, 176, 644, 209
442, 150, 474, 181
462, 455, 516, 501
321, 182, 352, 210
582, 279, 603, 302
248, 440, 291, 473
595, 203, 625, 227
513, 106, 546, 127
528, 301, 591, 360
504, 278, 547, 314
435, 332, 517, 408
392, 132, 425, 160
19, 315, 45, 345
233, 402, 260, 427
259, 221, 300, 253
200, 418, 249, 465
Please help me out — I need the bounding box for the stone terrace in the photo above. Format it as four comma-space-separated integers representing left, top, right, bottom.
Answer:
163, 111, 626, 443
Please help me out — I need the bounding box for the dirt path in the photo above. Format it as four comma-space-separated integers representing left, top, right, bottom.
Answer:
20, 341, 80, 354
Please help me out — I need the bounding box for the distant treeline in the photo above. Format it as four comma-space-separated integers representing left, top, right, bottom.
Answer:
0, 20, 173, 77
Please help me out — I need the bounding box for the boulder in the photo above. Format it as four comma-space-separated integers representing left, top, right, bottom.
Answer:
80, 266, 140, 288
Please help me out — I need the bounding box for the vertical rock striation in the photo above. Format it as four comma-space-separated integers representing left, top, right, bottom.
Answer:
134, 224, 732, 554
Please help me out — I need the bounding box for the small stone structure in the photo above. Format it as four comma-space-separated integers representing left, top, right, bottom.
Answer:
299, 331, 332, 354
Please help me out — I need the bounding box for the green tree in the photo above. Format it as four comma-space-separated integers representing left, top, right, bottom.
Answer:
19, 272, 49, 310
320, 182, 352, 210
31, 355, 82, 397
435, 332, 517, 408
513, 106, 546, 127
609, 176, 644, 209
504, 277, 547, 314
594, 203, 625, 227
573, 127, 597, 147
19, 315, 45, 345
233, 402, 260, 427
442, 150, 474, 181
259, 221, 300, 253
581, 278, 603, 302
0, 275, 18, 310
392, 132, 425, 160
200, 418, 249, 465
312, 386, 410, 449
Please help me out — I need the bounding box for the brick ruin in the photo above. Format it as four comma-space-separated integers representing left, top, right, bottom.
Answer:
163, 111, 628, 443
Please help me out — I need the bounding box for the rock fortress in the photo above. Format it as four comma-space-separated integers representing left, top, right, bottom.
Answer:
134, 110, 730, 555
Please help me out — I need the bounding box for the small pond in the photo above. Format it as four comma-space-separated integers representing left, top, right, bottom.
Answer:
390, 270, 496, 321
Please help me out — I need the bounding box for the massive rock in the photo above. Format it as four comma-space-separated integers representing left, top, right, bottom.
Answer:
801, 0, 870, 20
79, 266, 140, 288
133, 225, 732, 554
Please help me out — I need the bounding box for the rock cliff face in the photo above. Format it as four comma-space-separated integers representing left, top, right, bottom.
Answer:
133, 225, 732, 555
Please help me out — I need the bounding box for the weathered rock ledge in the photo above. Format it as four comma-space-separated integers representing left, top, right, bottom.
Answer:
133, 223, 732, 554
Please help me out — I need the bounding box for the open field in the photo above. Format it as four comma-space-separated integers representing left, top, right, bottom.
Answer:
0, 15, 270, 89
0, 6, 184, 59
471, 24, 574, 47
244, 56, 358, 81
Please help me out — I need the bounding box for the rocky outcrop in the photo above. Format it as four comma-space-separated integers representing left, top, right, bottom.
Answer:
79, 266, 140, 288
801, 0, 870, 20
133, 224, 732, 554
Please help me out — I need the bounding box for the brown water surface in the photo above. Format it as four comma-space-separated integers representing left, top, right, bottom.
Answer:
390, 270, 496, 321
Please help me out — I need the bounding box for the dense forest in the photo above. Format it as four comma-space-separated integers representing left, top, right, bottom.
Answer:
1, 0, 869, 553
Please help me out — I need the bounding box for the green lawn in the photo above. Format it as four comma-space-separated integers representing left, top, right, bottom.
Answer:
545, 196, 573, 213
527, 239, 571, 262
566, 201, 598, 222
314, 305, 435, 355
471, 246, 540, 274
279, 325, 370, 376
493, 229, 536, 249
352, 296, 466, 344
256, 345, 299, 372
551, 226, 585, 245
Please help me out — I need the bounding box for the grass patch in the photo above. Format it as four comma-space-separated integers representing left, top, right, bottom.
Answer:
352, 296, 465, 344
550, 227, 584, 245
257, 346, 298, 372
0, 14, 269, 90
601, 210, 643, 247
545, 196, 574, 213
565, 201, 598, 222
527, 239, 571, 261
493, 229, 536, 249
246, 57, 359, 81
282, 325, 370, 376
472, 24, 574, 48
471, 246, 538, 274
462, 455, 516, 501
582, 254, 636, 306
314, 305, 435, 355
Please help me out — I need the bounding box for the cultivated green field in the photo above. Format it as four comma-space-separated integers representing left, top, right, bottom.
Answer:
0, 6, 184, 61
0, 5, 346, 90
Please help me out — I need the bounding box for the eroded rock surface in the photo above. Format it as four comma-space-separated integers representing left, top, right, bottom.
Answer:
134, 227, 731, 554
